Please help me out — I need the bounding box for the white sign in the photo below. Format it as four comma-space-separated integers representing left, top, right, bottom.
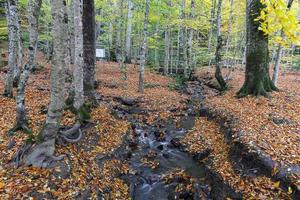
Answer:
96, 49, 105, 58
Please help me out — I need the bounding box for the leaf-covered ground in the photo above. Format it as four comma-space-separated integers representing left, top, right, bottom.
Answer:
0, 57, 188, 199
197, 67, 300, 167
180, 66, 300, 198
1, 55, 299, 198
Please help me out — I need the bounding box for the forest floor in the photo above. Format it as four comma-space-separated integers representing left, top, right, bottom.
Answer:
0, 55, 299, 199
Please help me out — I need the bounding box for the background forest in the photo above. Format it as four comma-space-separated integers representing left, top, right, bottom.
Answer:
0, 0, 300, 199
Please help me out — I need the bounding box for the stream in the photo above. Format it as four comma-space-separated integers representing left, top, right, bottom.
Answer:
114, 82, 211, 199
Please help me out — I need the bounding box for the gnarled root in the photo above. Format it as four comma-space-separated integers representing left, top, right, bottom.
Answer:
24, 139, 66, 168
12, 142, 33, 168
58, 123, 83, 143
12, 123, 85, 168
8, 123, 32, 136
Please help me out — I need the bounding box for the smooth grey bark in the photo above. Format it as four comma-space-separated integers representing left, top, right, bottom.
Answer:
125, 0, 133, 63
164, 27, 170, 75
237, 0, 277, 97
11, 0, 42, 133
176, 27, 180, 73
73, 0, 84, 111
83, 0, 97, 104
4, 0, 19, 97
214, 0, 227, 90
154, 22, 159, 70
25, 0, 68, 167
272, 0, 294, 86
180, 0, 188, 78
187, 0, 195, 74
68, 0, 75, 65
138, 0, 149, 93
208, 0, 216, 67
116, 0, 126, 79
16, 11, 22, 80
224, 0, 233, 67
27, 0, 41, 72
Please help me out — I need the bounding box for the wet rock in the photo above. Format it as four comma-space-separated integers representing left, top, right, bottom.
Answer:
75, 188, 92, 200
163, 153, 170, 159
115, 97, 138, 106
269, 113, 293, 125
52, 161, 71, 179
170, 138, 181, 148
6, 139, 16, 150
192, 149, 211, 161
146, 150, 157, 159
40, 105, 48, 114
157, 145, 164, 151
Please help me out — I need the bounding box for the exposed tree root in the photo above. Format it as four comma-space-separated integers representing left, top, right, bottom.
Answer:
8, 123, 32, 136
12, 123, 85, 168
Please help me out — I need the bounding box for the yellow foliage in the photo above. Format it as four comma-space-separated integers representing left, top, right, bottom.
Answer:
257, 0, 300, 45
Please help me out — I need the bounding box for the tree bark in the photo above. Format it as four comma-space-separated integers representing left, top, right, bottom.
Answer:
214, 0, 227, 90
187, 0, 195, 76
138, 0, 149, 93
164, 27, 170, 75
4, 0, 19, 98
224, 0, 233, 67
208, 0, 216, 68
25, 0, 68, 167
68, 0, 75, 65
180, 0, 188, 78
125, 0, 133, 63
82, 0, 97, 104
73, 0, 84, 112
237, 0, 278, 97
272, 0, 294, 86
11, 0, 42, 134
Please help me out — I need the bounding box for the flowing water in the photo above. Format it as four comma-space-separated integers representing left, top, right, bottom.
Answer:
117, 89, 211, 199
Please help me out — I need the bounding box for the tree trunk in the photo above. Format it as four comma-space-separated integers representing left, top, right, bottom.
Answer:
25, 0, 68, 167
164, 27, 170, 75
176, 27, 180, 73
181, 0, 188, 78
187, 0, 195, 76
272, 0, 294, 86
214, 0, 227, 90
138, 0, 149, 93
83, 0, 97, 104
224, 0, 233, 67
237, 0, 278, 97
16, 11, 22, 82
272, 34, 283, 87
208, 0, 216, 68
73, 0, 84, 113
68, 0, 75, 65
125, 0, 133, 63
10, 0, 42, 134
4, 0, 19, 98
154, 22, 159, 71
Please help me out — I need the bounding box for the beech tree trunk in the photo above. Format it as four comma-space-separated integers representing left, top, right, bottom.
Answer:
208, 0, 216, 68
68, 0, 75, 65
125, 0, 133, 63
25, 0, 68, 167
272, 0, 294, 86
164, 27, 170, 75
180, 0, 189, 78
11, 0, 42, 133
73, 0, 84, 112
224, 0, 233, 67
237, 0, 278, 97
138, 0, 149, 93
4, 0, 19, 98
82, 0, 97, 104
187, 0, 195, 75
214, 0, 227, 90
